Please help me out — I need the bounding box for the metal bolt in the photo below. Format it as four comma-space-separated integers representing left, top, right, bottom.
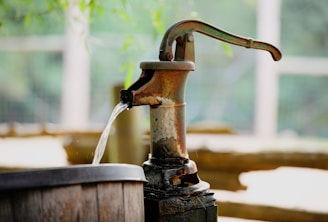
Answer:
187, 34, 194, 42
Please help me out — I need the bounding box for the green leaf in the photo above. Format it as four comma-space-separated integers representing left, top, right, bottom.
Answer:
95, 4, 104, 18
111, 7, 131, 22
221, 42, 233, 57
23, 14, 31, 27
120, 0, 128, 8
121, 35, 134, 51
151, 7, 165, 35
79, 0, 87, 12
121, 61, 135, 89
58, 0, 69, 10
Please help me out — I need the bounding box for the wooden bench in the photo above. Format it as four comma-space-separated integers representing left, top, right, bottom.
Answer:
187, 134, 328, 221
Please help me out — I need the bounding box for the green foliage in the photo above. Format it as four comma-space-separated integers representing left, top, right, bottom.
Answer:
0, 0, 66, 35
121, 61, 136, 89
151, 6, 165, 39
221, 42, 233, 58
86, 0, 171, 88
0, 0, 107, 35
0, 0, 168, 88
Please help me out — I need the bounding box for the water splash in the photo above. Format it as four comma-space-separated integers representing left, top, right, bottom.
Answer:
92, 102, 128, 165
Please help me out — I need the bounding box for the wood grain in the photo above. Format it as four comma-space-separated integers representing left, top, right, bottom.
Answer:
123, 182, 145, 222
189, 150, 328, 172
81, 184, 99, 222
97, 182, 124, 222
13, 189, 42, 222
0, 192, 14, 222
42, 184, 82, 222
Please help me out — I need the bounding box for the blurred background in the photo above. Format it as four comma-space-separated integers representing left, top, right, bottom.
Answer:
0, 0, 327, 138
1, 0, 328, 221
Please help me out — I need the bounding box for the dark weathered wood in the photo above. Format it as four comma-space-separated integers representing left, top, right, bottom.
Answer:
197, 169, 246, 191
42, 184, 82, 222
0, 192, 14, 222
217, 201, 328, 222
187, 126, 234, 135
97, 182, 124, 222
13, 190, 42, 222
123, 182, 144, 222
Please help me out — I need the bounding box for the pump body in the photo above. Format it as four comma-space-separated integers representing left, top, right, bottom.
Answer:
122, 61, 217, 221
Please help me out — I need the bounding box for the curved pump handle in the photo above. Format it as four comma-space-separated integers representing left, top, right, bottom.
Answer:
159, 20, 282, 62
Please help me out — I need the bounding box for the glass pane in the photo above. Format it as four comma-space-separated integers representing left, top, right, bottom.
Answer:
281, 1, 328, 57
278, 74, 328, 138
0, 52, 63, 123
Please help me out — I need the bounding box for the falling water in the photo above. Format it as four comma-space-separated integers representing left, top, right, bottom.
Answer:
92, 102, 129, 165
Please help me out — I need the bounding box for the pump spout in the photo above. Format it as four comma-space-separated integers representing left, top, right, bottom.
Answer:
120, 67, 161, 108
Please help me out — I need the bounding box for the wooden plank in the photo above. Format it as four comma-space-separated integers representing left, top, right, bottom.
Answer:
42, 184, 82, 222
255, 0, 280, 138
197, 169, 246, 191
0, 192, 14, 222
97, 182, 124, 222
189, 150, 328, 172
13, 189, 42, 222
123, 182, 144, 222
217, 200, 328, 222
81, 184, 99, 222
0, 36, 64, 52
109, 85, 146, 165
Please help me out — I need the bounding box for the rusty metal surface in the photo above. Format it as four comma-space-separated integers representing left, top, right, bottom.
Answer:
140, 60, 195, 70
121, 66, 193, 162
159, 19, 282, 62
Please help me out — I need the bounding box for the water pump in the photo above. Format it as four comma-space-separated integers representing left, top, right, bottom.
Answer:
121, 20, 281, 221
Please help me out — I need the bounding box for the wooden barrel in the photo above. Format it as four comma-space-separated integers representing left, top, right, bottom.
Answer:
0, 164, 146, 222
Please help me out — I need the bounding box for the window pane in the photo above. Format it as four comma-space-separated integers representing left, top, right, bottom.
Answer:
281, 1, 328, 57
0, 52, 63, 123
278, 74, 328, 137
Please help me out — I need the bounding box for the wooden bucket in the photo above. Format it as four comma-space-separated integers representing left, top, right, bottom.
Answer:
0, 164, 146, 222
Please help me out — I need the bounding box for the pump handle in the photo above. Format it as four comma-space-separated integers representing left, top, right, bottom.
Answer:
159, 20, 282, 62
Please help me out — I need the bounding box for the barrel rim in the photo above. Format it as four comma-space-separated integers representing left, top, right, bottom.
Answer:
0, 163, 147, 191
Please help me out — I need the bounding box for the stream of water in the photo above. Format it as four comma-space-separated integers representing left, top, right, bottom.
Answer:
92, 102, 128, 165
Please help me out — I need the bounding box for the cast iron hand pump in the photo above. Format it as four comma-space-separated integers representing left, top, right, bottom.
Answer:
120, 20, 281, 221
159, 20, 281, 62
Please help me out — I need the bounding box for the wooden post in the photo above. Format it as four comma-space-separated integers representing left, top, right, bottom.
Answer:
108, 84, 146, 165
254, 0, 281, 138
61, 0, 90, 130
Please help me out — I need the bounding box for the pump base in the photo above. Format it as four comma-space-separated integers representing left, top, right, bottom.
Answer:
143, 159, 217, 221
144, 182, 217, 222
